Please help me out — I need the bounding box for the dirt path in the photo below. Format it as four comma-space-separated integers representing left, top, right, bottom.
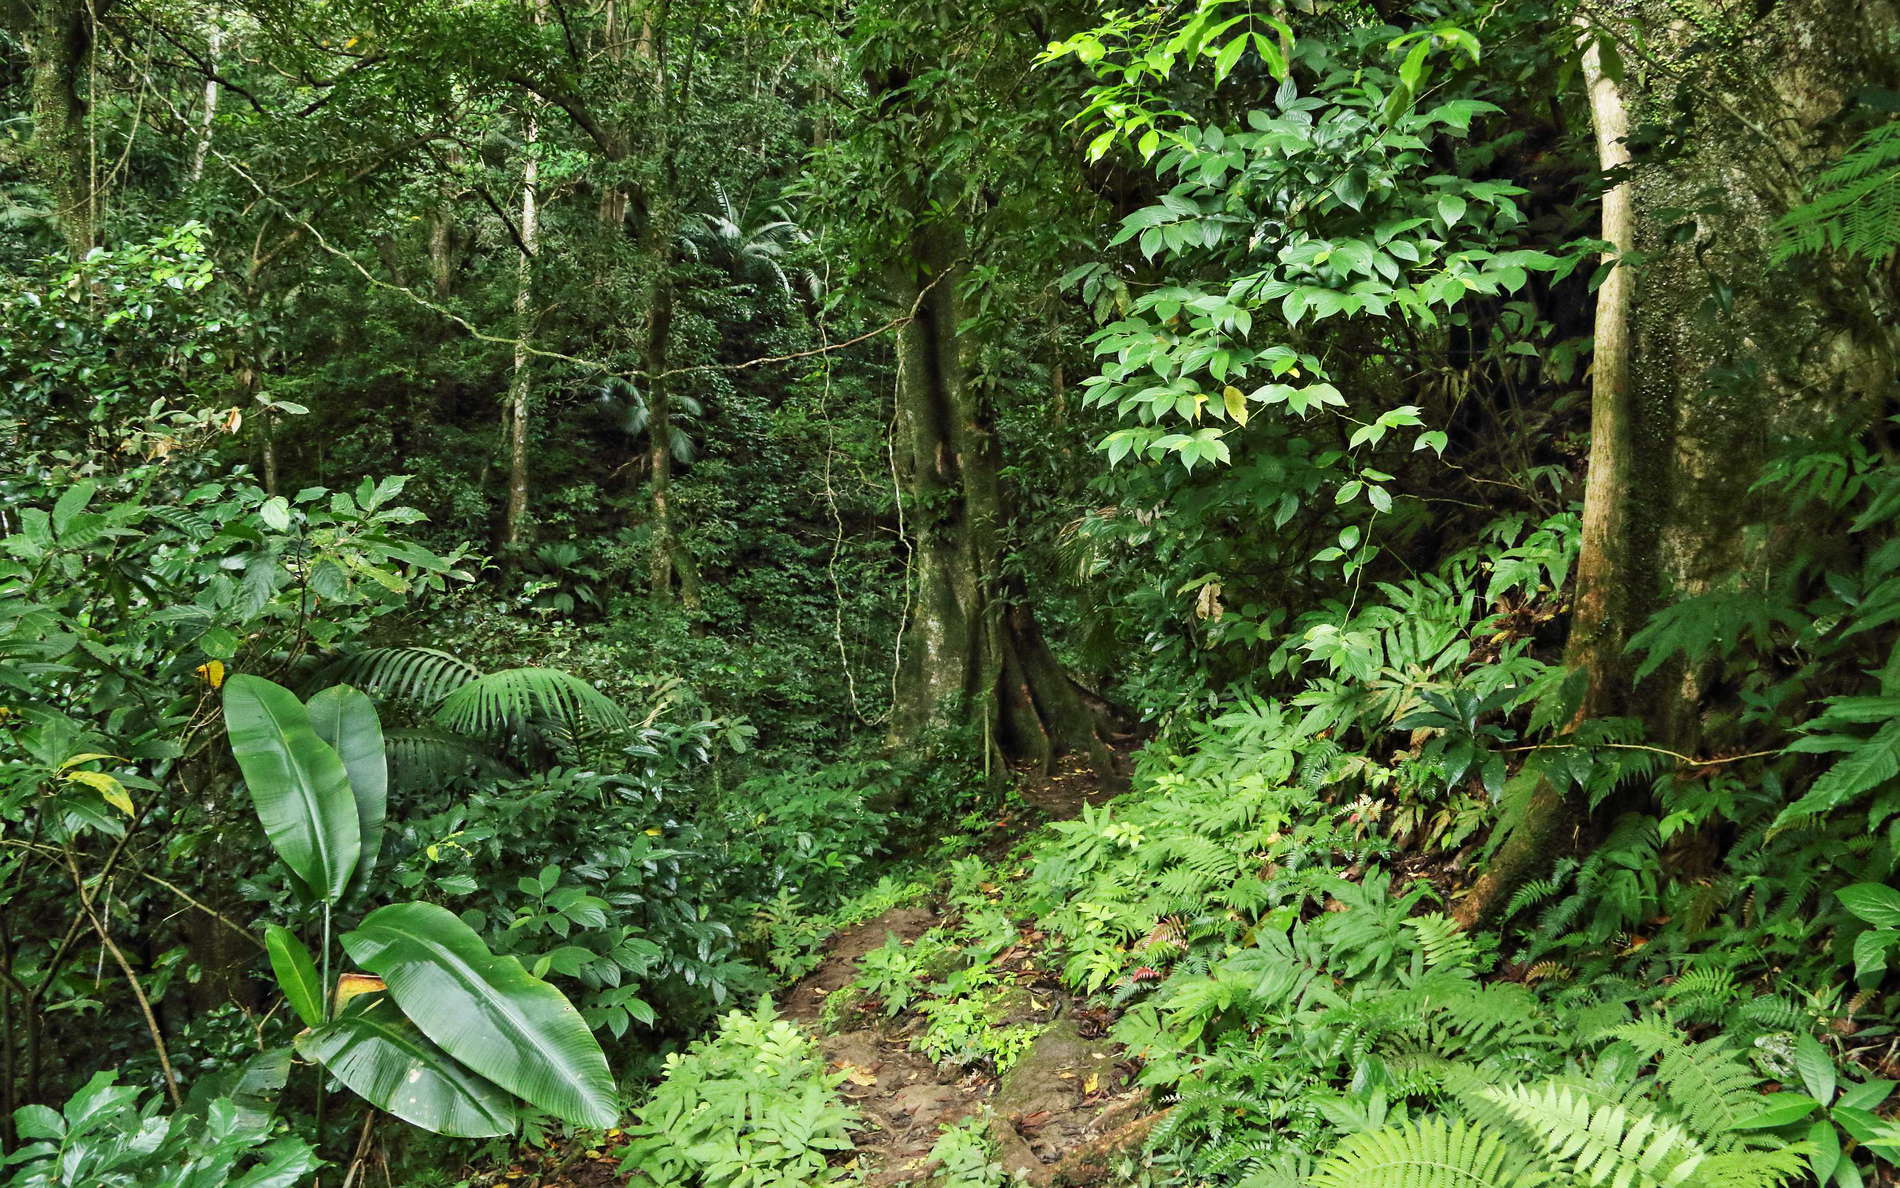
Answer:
781, 901, 1154, 1187
498, 749, 1150, 1187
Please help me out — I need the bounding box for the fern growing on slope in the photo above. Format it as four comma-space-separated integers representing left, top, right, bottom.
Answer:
1311, 1118, 1548, 1188
1309, 1022, 1809, 1188
1774, 120, 1900, 262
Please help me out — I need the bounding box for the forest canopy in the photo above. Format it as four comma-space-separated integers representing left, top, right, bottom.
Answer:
1, 0, 1898, 1184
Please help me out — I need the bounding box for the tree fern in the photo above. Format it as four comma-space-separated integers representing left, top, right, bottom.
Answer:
433, 667, 629, 737
1774, 120, 1900, 262
1311, 1118, 1547, 1188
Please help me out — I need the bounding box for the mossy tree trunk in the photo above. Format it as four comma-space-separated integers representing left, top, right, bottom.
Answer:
1459, 0, 1900, 924
633, 0, 701, 608
24, 0, 96, 257
887, 224, 1121, 780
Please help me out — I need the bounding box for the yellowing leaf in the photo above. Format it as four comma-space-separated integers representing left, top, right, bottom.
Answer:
65, 770, 134, 817
1084, 1073, 1100, 1094
333, 972, 387, 1012
57, 752, 121, 770
1222, 385, 1249, 427
195, 660, 226, 688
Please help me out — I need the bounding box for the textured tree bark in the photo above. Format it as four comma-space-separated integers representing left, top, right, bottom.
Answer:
1458, 0, 1900, 925
887, 226, 1121, 780
25, 0, 96, 256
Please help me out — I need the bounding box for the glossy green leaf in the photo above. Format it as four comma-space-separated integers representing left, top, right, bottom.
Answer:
1795, 1033, 1837, 1104
307, 684, 388, 888
297, 998, 517, 1138
265, 925, 325, 1030
224, 675, 360, 901
1838, 882, 1900, 928
1836, 1078, 1894, 1111
1809, 1118, 1843, 1184
341, 901, 618, 1128
1732, 1092, 1818, 1129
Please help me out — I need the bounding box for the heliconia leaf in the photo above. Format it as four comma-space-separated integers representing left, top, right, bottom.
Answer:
265, 925, 325, 1030
341, 901, 618, 1129
224, 675, 360, 902
296, 997, 518, 1138
307, 685, 388, 889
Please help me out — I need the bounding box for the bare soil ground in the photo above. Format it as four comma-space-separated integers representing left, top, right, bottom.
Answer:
782, 903, 1154, 1187
483, 747, 1155, 1187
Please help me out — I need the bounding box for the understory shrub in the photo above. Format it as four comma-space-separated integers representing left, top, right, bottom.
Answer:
618, 1001, 858, 1188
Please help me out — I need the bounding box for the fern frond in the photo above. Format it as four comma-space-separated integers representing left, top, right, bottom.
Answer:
1406, 913, 1479, 971
1775, 120, 1900, 262
1311, 1118, 1546, 1188
1608, 1022, 1764, 1141
432, 667, 630, 736
1469, 1081, 1711, 1188
323, 646, 482, 706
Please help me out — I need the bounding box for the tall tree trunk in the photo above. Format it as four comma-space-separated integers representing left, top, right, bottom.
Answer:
887, 225, 1121, 780
26, 0, 95, 256
641, 219, 684, 599
635, 0, 700, 607
1458, 0, 1900, 925
501, 98, 540, 553
188, 27, 220, 183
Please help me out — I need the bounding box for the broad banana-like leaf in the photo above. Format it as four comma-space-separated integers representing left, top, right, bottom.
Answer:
296, 997, 517, 1138
306, 685, 388, 889
224, 675, 359, 901
341, 901, 618, 1128
265, 924, 324, 1029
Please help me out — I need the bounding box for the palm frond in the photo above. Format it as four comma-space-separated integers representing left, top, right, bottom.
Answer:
322, 647, 481, 708
432, 668, 629, 737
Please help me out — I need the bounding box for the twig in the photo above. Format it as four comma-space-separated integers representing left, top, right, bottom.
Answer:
339, 1110, 379, 1188
4, 840, 259, 948
1500, 741, 1784, 767
64, 850, 182, 1107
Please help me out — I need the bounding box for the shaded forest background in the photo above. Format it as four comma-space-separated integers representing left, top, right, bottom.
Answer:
3, 0, 1900, 1182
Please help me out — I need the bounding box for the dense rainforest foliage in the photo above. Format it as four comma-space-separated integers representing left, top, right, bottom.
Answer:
2, 0, 1899, 1183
